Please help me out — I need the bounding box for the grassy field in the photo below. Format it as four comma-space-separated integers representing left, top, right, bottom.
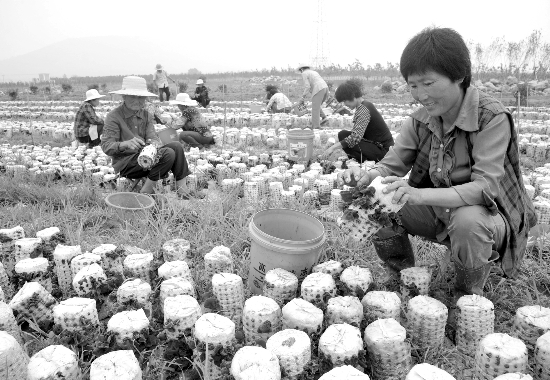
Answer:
1, 130, 549, 379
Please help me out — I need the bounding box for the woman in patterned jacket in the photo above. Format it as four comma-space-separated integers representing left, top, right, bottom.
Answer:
339, 27, 536, 333
169, 93, 214, 148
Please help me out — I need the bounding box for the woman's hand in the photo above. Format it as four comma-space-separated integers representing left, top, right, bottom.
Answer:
382, 176, 423, 205
338, 167, 369, 187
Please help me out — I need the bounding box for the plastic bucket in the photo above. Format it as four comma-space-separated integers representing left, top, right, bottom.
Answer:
157, 127, 179, 145
287, 129, 314, 162
248, 208, 326, 294
105, 192, 156, 220
249, 104, 263, 114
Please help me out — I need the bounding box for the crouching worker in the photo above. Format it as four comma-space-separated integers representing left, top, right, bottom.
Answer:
101, 76, 195, 198
338, 27, 536, 333
169, 93, 215, 149
319, 80, 394, 162
265, 85, 293, 113
74, 89, 106, 148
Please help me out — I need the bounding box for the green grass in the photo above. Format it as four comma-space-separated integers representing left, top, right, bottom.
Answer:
1, 137, 549, 380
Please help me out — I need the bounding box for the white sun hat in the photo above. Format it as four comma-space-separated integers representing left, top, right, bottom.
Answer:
109, 76, 158, 97
297, 63, 311, 72
169, 93, 198, 106
85, 89, 106, 101
196, 79, 204, 85
156, 63, 163, 70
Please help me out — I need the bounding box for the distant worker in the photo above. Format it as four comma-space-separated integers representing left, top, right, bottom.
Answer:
153, 64, 176, 102
74, 89, 106, 148
319, 80, 394, 163
297, 63, 329, 128
192, 79, 210, 108
170, 93, 215, 148
265, 85, 292, 113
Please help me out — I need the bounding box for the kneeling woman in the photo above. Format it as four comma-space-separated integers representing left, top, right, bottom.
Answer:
169, 93, 215, 148
320, 81, 394, 162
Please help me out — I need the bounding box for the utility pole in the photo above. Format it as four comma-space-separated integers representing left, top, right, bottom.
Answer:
310, 0, 330, 68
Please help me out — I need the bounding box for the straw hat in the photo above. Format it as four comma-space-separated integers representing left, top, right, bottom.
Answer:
196, 79, 204, 85
85, 89, 106, 101
156, 64, 163, 70
297, 63, 311, 72
109, 76, 158, 97
169, 93, 198, 106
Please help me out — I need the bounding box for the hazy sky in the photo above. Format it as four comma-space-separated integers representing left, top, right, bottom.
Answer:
1, 0, 550, 75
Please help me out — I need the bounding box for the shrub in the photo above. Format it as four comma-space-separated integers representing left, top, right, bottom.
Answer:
29, 85, 38, 95
101, 83, 107, 91
87, 84, 99, 90
199, 75, 207, 83
8, 89, 18, 100
380, 80, 393, 93
218, 84, 228, 93
178, 82, 188, 93
147, 82, 157, 94
61, 83, 73, 93
43, 87, 51, 94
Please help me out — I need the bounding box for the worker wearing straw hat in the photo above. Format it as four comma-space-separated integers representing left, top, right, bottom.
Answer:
192, 79, 210, 108
297, 63, 329, 128
153, 64, 176, 102
73, 89, 106, 148
169, 93, 215, 148
101, 76, 196, 198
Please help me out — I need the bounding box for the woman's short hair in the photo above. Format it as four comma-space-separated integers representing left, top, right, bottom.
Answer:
265, 84, 278, 95
335, 80, 362, 102
400, 27, 471, 89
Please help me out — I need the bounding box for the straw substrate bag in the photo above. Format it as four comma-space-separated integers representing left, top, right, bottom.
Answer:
318, 365, 370, 379
230, 346, 281, 380
407, 295, 447, 349
53, 297, 99, 332
27, 344, 81, 380
511, 305, 550, 349
212, 273, 245, 327
164, 295, 201, 340
319, 323, 363, 367
242, 295, 282, 344
53, 245, 82, 296
9, 281, 56, 329
193, 313, 235, 380
0, 331, 29, 379
262, 268, 298, 307
364, 318, 411, 379
361, 291, 401, 325
534, 331, 550, 380
107, 309, 150, 346
300, 272, 336, 304
312, 260, 343, 279
326, 296, 363, 326
474, 333, 528, 380
282, 298, 324, 334
266, 329, 311, 378
455, 295, 494, 355
90, 350, 142, 380
405, 363, 456, 380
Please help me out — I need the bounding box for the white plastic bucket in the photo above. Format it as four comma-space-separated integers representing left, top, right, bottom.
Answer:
248, 208, 325, 294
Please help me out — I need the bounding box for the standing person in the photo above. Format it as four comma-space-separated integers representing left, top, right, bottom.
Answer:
320, 80, 394, 162
101, 76, 195, 198
339, 27, 536, 331
265, 85, 292, 113
192, 79, 210, 108
153, 64, 176, 102
74, 89, 106, 148
298, 63, 329, 128
169, 93, 215, 148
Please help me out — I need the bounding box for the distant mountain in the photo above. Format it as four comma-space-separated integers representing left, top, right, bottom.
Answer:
0, 36, 214, 82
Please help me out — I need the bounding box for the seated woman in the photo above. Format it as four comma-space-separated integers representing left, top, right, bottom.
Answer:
73, 89, 106, 148
265, 85, 293, 113
169, 93, 215, 148
339, 27, 536, 330
101, 76, 195, 198
320, 80, 394, 162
